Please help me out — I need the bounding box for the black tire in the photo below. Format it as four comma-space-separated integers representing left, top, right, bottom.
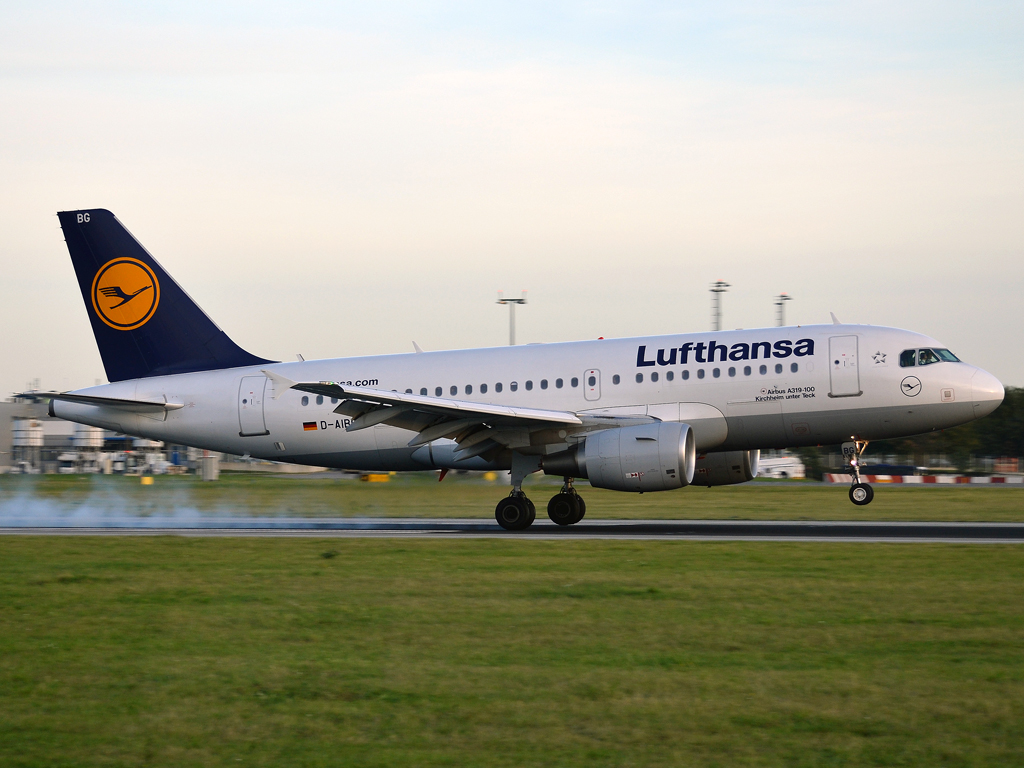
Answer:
547, 492, 580, 525
525, 497, 536, 526
849, 483, 874, 506
575, 494, 586, 522
495, 496, 533, 530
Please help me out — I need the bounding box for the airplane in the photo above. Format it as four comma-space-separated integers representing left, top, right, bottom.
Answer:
34, 209, 1004, 529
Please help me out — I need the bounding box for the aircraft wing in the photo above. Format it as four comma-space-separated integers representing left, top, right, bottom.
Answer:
282, 379, 643, 459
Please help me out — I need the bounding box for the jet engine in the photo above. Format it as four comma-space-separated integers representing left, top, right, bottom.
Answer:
691, 449, 760, 486
542, 422, 696, 492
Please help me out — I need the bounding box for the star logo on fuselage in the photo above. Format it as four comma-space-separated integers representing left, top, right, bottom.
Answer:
872, 351, 886, 364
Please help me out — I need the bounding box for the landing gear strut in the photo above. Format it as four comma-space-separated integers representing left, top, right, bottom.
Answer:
547, 478, 586, 526
844, 439, 874, 506
495, 452, 541, 531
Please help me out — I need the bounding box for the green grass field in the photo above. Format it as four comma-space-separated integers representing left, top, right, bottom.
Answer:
1, 537, 1023, 767
2, 472, 1023, 521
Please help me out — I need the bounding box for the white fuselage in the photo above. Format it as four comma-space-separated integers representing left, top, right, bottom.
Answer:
51, 323, 1003, 472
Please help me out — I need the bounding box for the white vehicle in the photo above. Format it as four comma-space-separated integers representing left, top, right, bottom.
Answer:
38, 210, 1004, 529
756, 455, 806, 479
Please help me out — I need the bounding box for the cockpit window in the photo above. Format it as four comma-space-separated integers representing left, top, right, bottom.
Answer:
918, 349, 941, 366
899, 349, 917, 367
934, 348, 960, 362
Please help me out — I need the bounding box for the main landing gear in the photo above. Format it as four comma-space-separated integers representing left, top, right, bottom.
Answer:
494, 453, 587, 531
844, 439, 874, 506
547, 479, 586, 526
494, 481, 588, 531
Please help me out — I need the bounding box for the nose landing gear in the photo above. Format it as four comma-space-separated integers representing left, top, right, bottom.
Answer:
547, 478, 586, 526
843, 439, 874, 506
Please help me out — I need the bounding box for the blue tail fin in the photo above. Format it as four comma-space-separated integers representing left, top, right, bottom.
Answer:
58, 209, 274, 382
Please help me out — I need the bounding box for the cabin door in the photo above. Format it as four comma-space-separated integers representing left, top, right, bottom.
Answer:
238, 376, 269, 436
828, 336, 861, 397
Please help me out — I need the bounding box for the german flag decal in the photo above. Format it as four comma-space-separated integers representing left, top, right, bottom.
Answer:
303, 422, 318, 431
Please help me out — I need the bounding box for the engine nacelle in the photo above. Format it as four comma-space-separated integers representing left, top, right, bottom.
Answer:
542, 422, 696, 492
692, 449, 760, 487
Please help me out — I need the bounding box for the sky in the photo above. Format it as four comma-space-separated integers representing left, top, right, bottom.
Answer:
1, 1, 1022, 396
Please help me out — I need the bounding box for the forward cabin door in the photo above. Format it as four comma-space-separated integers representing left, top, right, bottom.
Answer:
584, 369, 601, 401
828, 336, 861, 397
238, 376, 269, 436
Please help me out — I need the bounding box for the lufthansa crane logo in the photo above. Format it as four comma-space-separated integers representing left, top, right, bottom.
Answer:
90, 257, 160, 331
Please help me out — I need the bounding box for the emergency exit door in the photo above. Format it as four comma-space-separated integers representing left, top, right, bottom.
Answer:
238, 376, 269, 436
828, 336, 861, 397
584, 369, 601, 401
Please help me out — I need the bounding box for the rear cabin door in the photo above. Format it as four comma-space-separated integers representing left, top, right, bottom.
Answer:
238, 376, 269, 436
828, 336, 861, 397
584, 369, 601, 401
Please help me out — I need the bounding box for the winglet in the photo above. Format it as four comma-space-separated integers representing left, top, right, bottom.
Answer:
412, 341, 424, 354
830, 312, 841, 325
261, 369, 297, 400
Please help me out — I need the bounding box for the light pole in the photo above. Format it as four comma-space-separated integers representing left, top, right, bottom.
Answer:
710, 280, 730, 331
497, 290, 527, 346
775, 293, 792, 327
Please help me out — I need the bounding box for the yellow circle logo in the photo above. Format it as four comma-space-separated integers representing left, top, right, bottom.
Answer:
91, 258, 160, 331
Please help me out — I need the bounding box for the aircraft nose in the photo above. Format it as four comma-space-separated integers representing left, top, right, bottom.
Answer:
971, 368, 1004, 419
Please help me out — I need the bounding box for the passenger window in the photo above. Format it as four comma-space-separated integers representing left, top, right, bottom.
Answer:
918, 349, 940, 366
450, 385, 457, 396
405, 389, 412, 394
682, 370, 690, 380
555, 378, 563, 388
540, 379, 548, 390
651, 372, 659, 382
697, 369, 705, 379
713, 368, 721, 378
775, 363, 783, 374
728, 367, 735, 377
526, 380, 533, 391
666, 371, 674, 381
316, 395, 324, 405
511, 382, 518, 392
635, 373, 643, 383
571, 377, 579, 388
420, 388, 427, 396
588, 376, 596, 386
465, 385, 473, 395
744, 366, 751, 376
301, 395, 309, 406
612, 374, 620, 385
496, 382, 503, 393
481, 383, 488, 394
790, 363, 798, 373
899, 349, 917, 367
759, 364, 767, 375
435, 387, 442, 397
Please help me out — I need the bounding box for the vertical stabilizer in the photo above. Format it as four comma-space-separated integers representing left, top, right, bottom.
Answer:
58, 209, 273, 382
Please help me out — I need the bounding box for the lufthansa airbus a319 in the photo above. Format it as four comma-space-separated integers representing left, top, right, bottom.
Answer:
34, 210, 1005, 529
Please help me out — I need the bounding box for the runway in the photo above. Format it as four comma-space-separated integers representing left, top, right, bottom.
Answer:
3, 518, 1024, 542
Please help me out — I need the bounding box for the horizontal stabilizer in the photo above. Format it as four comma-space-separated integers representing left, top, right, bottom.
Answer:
24, 392, 184, 413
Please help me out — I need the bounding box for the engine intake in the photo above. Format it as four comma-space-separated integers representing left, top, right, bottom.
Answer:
542, 422, 696, 492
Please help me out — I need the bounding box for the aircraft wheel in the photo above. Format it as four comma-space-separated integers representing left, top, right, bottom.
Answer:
547, 492, 581, 526
849, 483, 874, 506
495, 495, 534, 530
